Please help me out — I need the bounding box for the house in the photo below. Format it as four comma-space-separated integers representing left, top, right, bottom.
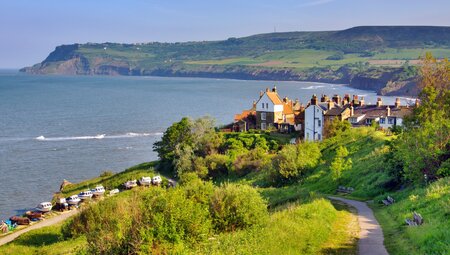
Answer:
348, 98, 414, 128
233, 86, 305, 133
255, 87, 284, 130
279, 97, 304, 133
304, 95, 327, 141
304, 94, 352, 141
233, 108, 256, 132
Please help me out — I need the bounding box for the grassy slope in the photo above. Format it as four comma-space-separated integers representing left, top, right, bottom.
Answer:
1, 128, 448, 254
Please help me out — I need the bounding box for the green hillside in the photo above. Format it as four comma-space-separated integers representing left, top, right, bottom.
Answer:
21, 26, 450, 96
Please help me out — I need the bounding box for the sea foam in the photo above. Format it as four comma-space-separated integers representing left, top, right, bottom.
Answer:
34, 132, 162, 141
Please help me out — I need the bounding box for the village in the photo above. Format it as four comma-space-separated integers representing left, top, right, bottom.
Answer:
232, 86, 418, 141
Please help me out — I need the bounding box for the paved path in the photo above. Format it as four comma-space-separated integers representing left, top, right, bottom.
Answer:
0, 209, 79, 246
328, 196, 389, 255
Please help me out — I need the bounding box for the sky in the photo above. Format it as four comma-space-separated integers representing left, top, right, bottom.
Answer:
1, 0, 449, 68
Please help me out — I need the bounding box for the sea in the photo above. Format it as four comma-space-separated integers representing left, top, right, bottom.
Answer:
0, 70, 404, 220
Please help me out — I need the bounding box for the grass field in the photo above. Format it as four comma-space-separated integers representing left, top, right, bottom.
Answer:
186, 48, 450, 69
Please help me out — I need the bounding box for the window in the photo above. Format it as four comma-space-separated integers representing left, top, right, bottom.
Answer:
261, 122, 267, 130
379, 118, 385, 124
266, 103, 269, 109
388, 118, 394, 124
318, 134, 321, 140
261, 112, 266, 120
366, 119, 372, 125
262, 103, 264, 109
318, 120, 321, 127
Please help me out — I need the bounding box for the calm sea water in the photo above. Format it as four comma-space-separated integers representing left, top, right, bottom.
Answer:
0, 70, 402, 219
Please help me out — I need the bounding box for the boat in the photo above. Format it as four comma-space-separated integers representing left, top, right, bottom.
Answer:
67, 195, 81, 205
109, 189, 120, 196
36, 202, 52, 212
139, 176, 152, 186
152, 176, 162, 185
78, 190, 93, 200
91, 185, 106, 196
124, 180, 137, 189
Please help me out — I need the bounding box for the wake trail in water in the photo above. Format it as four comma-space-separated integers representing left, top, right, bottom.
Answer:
34, 132, 163, 141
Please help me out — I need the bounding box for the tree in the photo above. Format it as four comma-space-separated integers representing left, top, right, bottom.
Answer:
394, 53, 450, 183
330, 146, 352, 181
273, 142, 322, 180
324, 117, 351, 138
153, 117, 192, 163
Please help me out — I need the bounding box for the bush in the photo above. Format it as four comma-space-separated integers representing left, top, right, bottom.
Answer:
209, 184, 268, 232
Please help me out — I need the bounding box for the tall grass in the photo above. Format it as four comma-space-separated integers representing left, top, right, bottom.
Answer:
194, 198, 358, 255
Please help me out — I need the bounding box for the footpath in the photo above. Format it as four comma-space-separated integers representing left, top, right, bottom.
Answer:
328, 196, 389, 255
0, 209, 79, 246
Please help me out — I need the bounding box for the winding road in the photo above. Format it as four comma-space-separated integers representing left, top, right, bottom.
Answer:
328, 196, 389, 255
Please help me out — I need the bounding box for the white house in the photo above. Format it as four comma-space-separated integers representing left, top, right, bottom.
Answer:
304, 95, 327, 141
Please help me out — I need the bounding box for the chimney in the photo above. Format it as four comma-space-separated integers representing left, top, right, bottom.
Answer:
350, 106, 354, 116
351, 95, 359, 105
360, 97, 365, 107
320, 94, 329, 103
259, 90, 264, 97
395, 98, 401, 108
387, 106, 391, 117
415, 99, 420, 107
328, 100, 334, 110
332, 95, 341, 105
252, 100, 257, 109
272, 85, 277, 93
311, 94, 318, 105
283, 96, 289, 103
343, 94, 350, 105
265, 87, 270, 92
376, 98, 383, 107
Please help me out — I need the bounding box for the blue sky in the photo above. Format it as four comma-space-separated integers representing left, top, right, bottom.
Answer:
1, 0, 449, 68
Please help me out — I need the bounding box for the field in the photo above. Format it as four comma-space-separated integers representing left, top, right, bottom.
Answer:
186, 48, 450, 70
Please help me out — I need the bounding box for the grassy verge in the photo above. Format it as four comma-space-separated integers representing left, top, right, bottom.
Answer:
372, 177, 449, 255
0, 223, 86, 255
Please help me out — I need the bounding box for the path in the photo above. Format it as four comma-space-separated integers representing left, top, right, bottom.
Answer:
328, 196, 389, 255
0, 209, 79, 246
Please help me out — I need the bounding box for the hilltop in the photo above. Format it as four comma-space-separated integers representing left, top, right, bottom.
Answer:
21, 26, 450, 96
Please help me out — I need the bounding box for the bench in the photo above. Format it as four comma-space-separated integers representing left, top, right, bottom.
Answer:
405, 212, 424, 226
337, 186, 354, 194
381, 195, 395, 206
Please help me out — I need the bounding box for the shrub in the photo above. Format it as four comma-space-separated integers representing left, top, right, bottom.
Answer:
209, 184, 268, 232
